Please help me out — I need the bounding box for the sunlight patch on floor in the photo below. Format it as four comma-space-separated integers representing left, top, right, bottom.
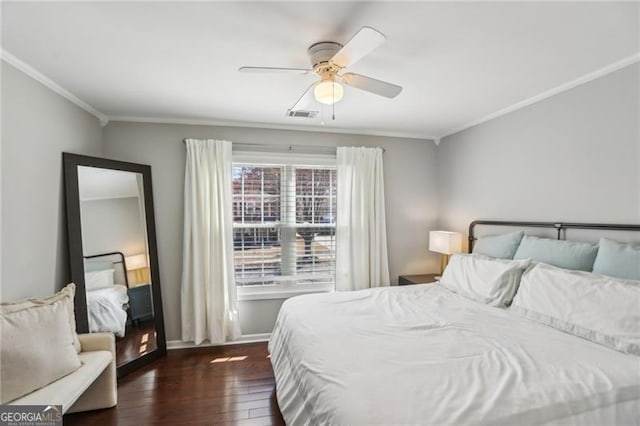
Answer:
210, 356, 248, 363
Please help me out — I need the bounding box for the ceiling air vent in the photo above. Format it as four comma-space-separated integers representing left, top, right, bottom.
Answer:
286, 109, 319, 118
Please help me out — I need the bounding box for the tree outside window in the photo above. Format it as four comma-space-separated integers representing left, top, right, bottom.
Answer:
232, 164, 336, 288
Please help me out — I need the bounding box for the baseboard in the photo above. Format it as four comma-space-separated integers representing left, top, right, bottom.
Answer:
167, 333, 271, 350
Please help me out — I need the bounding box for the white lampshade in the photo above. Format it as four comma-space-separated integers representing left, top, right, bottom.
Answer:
314, 80, 344, 105
429, 231, 462, 255
125, 254, 148, 271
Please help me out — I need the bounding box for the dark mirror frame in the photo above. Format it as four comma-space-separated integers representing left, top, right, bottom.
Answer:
63, 152, 167, 377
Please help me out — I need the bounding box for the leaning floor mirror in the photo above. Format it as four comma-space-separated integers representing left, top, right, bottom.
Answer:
63, 153, 166, 377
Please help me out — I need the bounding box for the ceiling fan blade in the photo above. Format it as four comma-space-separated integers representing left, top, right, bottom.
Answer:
341, 73, 402, 98
290, 82, 319, 111
330, 26, 386, 68
239, 66, 312, 74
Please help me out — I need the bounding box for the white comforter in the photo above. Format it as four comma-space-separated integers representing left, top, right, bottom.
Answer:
269, 284, 640, 425
86, 284, 129, 337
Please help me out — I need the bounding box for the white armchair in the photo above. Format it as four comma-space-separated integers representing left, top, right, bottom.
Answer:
9, 332, 117, 414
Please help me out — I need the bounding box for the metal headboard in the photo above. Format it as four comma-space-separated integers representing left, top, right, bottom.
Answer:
84, 251, 130, 289
468, 220, 640, 253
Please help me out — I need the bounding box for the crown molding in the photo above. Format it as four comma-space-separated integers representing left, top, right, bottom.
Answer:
439, 52, 640, 139
3, 47, 636, 144
1, 48, 433, 141
1, 49, 109, 126
108, 115, 437, 142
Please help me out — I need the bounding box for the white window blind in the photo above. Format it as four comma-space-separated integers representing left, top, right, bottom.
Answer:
232, 162, 336, 290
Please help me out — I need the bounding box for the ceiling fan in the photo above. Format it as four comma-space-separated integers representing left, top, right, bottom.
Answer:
239, 26, 403, 118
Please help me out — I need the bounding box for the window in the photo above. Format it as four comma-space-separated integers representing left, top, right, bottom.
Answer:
232, 155, 336, 297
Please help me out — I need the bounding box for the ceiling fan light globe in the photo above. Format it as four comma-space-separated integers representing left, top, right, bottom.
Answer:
314, 80, 344, 105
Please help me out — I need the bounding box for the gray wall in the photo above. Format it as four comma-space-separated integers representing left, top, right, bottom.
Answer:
1, 61, 103, 301
80, 197, 146, 257
437, 63, 640, 248
102, 122, 439, 339
6, 56, 637, 342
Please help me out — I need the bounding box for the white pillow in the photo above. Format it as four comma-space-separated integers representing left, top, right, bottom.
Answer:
439, 254, 530, 307
510, 262, 640, 355
85, 269, 115, 291
0, 301, 82, 404
0, 283, 81, 353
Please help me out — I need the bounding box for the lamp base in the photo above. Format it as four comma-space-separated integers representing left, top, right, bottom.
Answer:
440, 254, 450, 275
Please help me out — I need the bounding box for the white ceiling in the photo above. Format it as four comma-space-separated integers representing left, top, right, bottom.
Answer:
2, 1, 638, 139
78, 166, 140, 201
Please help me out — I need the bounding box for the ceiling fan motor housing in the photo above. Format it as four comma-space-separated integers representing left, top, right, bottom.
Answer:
307, 42, 343, 71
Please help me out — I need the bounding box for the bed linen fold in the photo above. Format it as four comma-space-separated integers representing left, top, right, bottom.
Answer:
86, 284, 129, 337
269, 284, 640, 425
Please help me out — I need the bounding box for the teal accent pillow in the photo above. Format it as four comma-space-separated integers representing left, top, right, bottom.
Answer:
473, 231, 524, 259
84, 260, 113, 272
592, 238, 640, 280
513, 235, 598, 271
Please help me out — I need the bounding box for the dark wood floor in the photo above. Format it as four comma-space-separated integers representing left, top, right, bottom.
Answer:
65, 342, 285, 426
116, 320, 158, 367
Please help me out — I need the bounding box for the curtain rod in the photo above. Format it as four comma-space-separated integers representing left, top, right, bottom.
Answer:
181, 139, 385, 154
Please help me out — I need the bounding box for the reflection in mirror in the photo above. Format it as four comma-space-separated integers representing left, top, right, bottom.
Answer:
77, 166, 158, 368
64, 153, 166, 377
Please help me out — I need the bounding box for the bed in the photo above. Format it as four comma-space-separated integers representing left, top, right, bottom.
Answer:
269, 221, 640, 425
84, 252, 130, 337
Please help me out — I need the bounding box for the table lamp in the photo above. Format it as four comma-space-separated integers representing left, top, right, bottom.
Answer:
125, 254, 149, 285
429, 231, 462, 276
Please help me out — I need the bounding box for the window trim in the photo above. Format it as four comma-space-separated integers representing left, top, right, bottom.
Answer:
233, 151, 336, 167
237, 283, 335, 301
232, 151, 337, 300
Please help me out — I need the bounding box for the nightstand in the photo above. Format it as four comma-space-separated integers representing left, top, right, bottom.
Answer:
128, 283, 154, 322
398, 273, 439, 286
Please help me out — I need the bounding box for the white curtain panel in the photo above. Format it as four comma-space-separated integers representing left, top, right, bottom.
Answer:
181, 139, 241, 345
336, 146, 390, 291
